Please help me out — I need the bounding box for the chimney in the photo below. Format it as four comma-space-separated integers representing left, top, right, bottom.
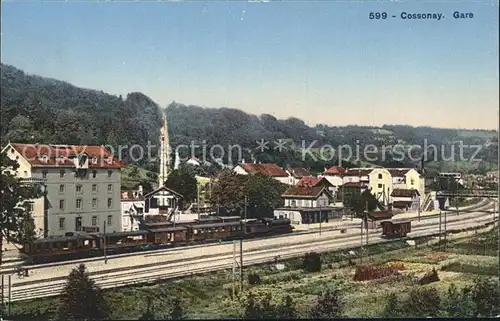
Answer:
138, 185, 143, 196
242, 158, 245, 164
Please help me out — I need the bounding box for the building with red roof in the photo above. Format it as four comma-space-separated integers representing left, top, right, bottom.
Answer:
233, 162, 293, 185
2, 143, 125, 237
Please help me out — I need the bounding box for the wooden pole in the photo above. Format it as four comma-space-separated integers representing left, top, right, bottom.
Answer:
103, 220, 107, 264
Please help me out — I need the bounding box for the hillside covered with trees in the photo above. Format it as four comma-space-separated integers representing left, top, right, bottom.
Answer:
1, 63, 497, 180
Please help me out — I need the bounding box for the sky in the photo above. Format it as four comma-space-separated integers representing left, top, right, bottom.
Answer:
1, 1, 498, 130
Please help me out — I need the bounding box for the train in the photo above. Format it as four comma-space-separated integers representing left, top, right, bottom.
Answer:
380, 220, 412, 238
21, 216, 294, 264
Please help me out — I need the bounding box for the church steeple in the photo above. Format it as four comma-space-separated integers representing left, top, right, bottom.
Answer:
158, 111, 171, 189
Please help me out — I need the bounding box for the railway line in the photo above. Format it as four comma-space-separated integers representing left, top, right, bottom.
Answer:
1, 198, 493, 274
5, 204, 497, 302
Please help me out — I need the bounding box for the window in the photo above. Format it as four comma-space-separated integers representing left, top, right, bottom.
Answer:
410, 179, 415, 185
24, 170, 28, 177
92, 157, 98, 164
107, 198, 113, 208
92, 216, 97, 226
25, 202, 34, 212
92, 198, 97, 208
378, 173, 383, 179
59, 218, 65, 230
92, 184, 97, 192
60, 170, 65, 178
107, 184, 113, 192
59, 184, 65, 193
75, 217, 82, 231
107, 215, 112, 226
76, 184, 83, 193
290, 200, 296, 207
378, 184, 383, 188
107, 170, 112, 178
42, 170, 47, 178
92, 170, 97, 178
76, 198, 82, 209
59, 199, 65, 210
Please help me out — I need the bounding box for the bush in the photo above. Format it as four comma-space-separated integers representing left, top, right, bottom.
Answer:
303, 252, 321, 273
353, 264, 399, 281
248, 272, 261, 285
418, 268, 440, 285
402, 287, 441, 317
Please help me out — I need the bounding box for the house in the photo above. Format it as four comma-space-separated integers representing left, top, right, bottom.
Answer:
388, 168, 425, 205
364, 211, 393, 229
186, 156, 212, 167
287, 167, 311, 185
322, 166, 345, 187
296, 176, 336, 198
144, 185, 183, 217
120, 186, 145, 232
341, 181, 370, 207
273, 186, 343, 225
233, 163, 292, 185
2, 143, 125, 237
343, 168, 392, 206
390, 188, 420, 212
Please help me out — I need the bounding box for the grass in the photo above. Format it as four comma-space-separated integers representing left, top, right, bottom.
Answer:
121, 164, 155, 190
7, 227, 500, 320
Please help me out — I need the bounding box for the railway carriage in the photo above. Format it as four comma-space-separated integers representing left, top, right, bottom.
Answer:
147, 226, 188, 245
22, 233, 99, 264
21, 216, 295, 264
381, 220, 412, 238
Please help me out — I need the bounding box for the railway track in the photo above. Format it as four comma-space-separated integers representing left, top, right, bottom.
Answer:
5, 206, 497, 302
2, 198, 493, 274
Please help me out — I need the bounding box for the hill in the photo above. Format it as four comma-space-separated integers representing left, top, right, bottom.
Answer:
1, 63, 497, 183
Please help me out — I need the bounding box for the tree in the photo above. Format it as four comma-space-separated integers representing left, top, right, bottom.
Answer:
56, 263, 109, 321
165, 165, 197, 204
0, 153, 42, 266
309, 289, 343, 318
245, 173, 287, 218
210, 170, 247, 216
351, 189, 380, 216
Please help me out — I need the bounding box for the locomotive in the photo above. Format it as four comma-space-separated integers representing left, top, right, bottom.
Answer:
21, 217, 294, 264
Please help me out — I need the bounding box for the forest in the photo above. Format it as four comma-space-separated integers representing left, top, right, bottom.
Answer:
1, 63, 497, 178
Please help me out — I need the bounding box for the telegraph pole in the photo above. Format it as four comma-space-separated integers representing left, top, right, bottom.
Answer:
197, 184, 200, 220
103, 220, 108, 264
239, 195, 247, 293
439, 210, 442, 250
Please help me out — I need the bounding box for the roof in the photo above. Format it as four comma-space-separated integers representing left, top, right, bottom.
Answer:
343, 182, 368, 188
387, 168, 411, 177
288, 167, 311, 178
7, 143, 125, 168
29, 233, 94, 244
343, 169, 373, 176
148, 226, 188, 233
194, 222, 241, 229
391, 189, 420, 197
239, 163, 289, 177
102, 230, 148, 238
324, 166, 346, 175
282, 186, 332, 199
143, 186, 184, 199
121, 191, 145, 201
296, 176, 333, 188
392, 201, 414, 209
366, 211, 393, 221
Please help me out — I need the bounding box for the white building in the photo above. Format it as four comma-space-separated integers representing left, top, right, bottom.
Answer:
2, 143, 124, 237
120, 186, 145, 232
